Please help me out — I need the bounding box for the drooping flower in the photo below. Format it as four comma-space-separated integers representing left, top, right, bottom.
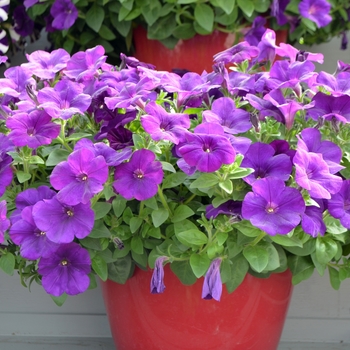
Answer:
255, 29, 278, 64
271, 0, 290, 26
243, 16, 267, 46
293, 150, 343, 199
50, 148, 109, 205
38, 242, 91, 296
298, 0, 332, 28
241, 142, 292, 185
0, 200, 10, 243
328, 180, 350, 228
242, 177, 305, 235
32, 196, 95, 244
202, 258, 222, 301
38, 79, 92, 120
50, 0, 78, 30
178, 123, 235, 173
206, 200, 242, 221
301, 202, 326, 237
113, 149, 163, 201
6, 110, 61, 149
150, 256, 168, 294
140, 101, 190, 144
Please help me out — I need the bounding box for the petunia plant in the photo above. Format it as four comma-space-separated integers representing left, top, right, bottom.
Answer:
1, 28, 350, 304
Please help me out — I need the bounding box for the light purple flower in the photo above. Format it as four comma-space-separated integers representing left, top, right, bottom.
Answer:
50, 148, 109, 205
255, 29, 278, 64
293, 150, 342, 199
38, 79, 92, 120
38, 242, 91, 296
299, 0, 332, 28
150, 256, 168, 294
275, 43, 324, 64
6, 110, 61, 149
2, 66, 36, 99
241, 142, 292, 185
202, 258, 222, 301
202, 97, 252, 134
301, 204, 326, 237
242, 177, 305, 235
0, 200, 10, 243
271, 0, 290, 25
315, 71, 350, 96
178, 123, 235, 173
243, 16, 267, 46
328, 180, 350, 228
213, 42, 259, 65
32, 196, 94, 244
50, 0, 78, 30
113, 149, 163, 201
140, 101, 190, 144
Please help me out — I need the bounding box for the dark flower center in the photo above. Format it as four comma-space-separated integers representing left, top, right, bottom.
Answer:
27, 127, 35, 136
66, 209, 74, 217
78, 173, 88, 181
134, 169, 144, 179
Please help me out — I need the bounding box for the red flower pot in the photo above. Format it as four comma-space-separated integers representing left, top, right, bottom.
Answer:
101, 266, 293, 350
133, 27, 288, 74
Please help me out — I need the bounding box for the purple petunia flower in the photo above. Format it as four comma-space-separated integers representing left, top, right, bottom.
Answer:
24, 0, 38, 9
140, 101, 190, 144
150, 256, 168, 294
293, 150, 342, 199
243, 16, 267, 46
315, 71, 350, 97
38, 242, 91, 296
202, 258, 222, 301
0, 200, 10, 243
241, 142, 292, 185
213, 42, 259, 65
255, 29, 278, 64
301, 202, 326, 237
9, 206, 60, 260
6, 110, 61, 149
206, 200, 242, 221
242, 177, 305, 235
38, 79, 92, 120
32, 196, 95, 244
50, 0, 78, 30
178, 123, 235, 173
299, 0, 332, 28
275, 43, 324, 64
23, 49, 70, 80
113, 149, 163, 201
50, 148, 109, 205
202, 97, 252, 134
328, 180, 350, 228
271, 0, 290, 26
13, 5, 34, 37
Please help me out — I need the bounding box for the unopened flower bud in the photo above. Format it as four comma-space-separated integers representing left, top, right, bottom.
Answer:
113, 237, 124, 250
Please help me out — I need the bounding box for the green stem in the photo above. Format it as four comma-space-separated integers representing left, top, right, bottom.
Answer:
184, 193, 196, 205
250, 231, 266, 246
157, 186, 173, 217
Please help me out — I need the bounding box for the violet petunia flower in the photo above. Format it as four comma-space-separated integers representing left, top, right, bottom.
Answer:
243, 16, 267, 46
178, 123, 235, 173
206, 200, 242, 221
271, 0, 290, 25
298, 0, 332, 28
0, 200, 10, 243
242, 177, 305, 235
38, 242, 91, 296
6, 110, 61, 149
50, 148, 109, 205
9, 206, 60, 260
315, 71, 350, 96
140, 101, 190, 144
150, 256, 168, 294
23, 49, 70, 80
38, 79, 92, 120
113, 149, 163, 201
202, 97, 252, 134
32, 196, 94, 244
202, 258, 222, 301
301, 203, 326, 237
275, 43, 324, 64
213, 42, 259, 65
255, 29, 278, 64
13, 5, 34, 37
50, 0, 78, 30
328, 180, 350, 229
241, 142, 292, 185
293, 150, 342, 199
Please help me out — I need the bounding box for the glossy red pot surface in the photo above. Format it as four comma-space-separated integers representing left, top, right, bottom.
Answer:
101, 266, 293, 350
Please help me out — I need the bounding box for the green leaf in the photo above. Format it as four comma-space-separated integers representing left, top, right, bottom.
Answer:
324, 215, 347, 234
218, 179, 233, 194
148, 226, 161, 239
93, 202, 111, 220
288, 255, 314, 285
107, 254, 134, 284
143, 197, 158, 210
147, 15, 177, 40
141, 3, 161, 26
237, 0, 254, 17
162, 172, 188, 189
262, 242, 280, 272
270, 234, 303, 248
112, 196, 127, 217
284, 239, 316, 256
171, 205, 194, 223
216, 0, 235, 14
170, 261, 197, 285
16, 171, 31, 183
0, 253, 15, 275
225, 254, 249, 293
328, 266, 341, 290
99, 25, 117, 40
252, 0, 270, 12
131, 236, 144, 255
50, 294, 68, 307
131, 250, 148, 268
194, 3, 214, 33
176, 229, 208, 248
129, 217, 143, 233
92, 255, 108, 281
243, 245, 269, 273
29, 155, 44, 164
227, 167, 254, 179
301, 17, 317, 31
151, 208, 169, 227
173, 23, 196, 40
110, 17, 132, 37
89, 220, 111, 239
86, 5, 105, 32
234, 221, 262, 237
315, 237, 338, 265
311, 252, 326, 276
161, 161, 176, 173
190, 254, 211, 278
190, 173, 219, 189
46, 149, 70, 166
